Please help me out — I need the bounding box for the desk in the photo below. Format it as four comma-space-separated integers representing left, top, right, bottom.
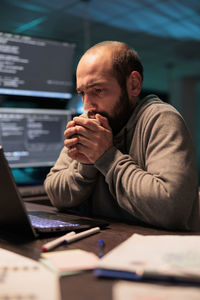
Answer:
0, 201, 186, 300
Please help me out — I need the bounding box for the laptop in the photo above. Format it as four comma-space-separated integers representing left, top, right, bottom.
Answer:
0, 146, 108, 238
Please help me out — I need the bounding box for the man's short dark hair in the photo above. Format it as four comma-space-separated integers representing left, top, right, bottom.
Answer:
111, 43, 143, 91
87, 41, 143, 90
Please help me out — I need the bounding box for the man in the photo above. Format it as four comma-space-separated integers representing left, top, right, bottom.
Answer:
44, 41, 199, 231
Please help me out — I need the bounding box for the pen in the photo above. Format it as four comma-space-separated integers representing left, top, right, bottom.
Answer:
41, 231, 76, 252
64, 227, 100, 244
97, 239, 105, 258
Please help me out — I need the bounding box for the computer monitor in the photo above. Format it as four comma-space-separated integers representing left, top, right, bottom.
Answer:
0, 107, 73, 169
0, 32, 76, 100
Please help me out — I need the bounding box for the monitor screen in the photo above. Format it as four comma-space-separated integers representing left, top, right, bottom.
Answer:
0, 32, 76, 100
0, 107, 73, 168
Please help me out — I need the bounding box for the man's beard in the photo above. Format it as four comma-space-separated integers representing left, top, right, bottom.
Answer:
100, 89, 134, 135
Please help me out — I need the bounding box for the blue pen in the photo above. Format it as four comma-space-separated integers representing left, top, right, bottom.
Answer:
97, 239, 105, 258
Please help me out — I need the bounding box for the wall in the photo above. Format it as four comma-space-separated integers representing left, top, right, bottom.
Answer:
170, 76, 200, 183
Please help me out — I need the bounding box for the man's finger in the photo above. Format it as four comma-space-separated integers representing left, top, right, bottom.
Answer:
96, 114, 111, 130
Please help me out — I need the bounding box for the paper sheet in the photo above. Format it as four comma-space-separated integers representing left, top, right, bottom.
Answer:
41, 249, 99, 276
98, 234, 200, 280
0, 248, 60, 300
113, 281, 200, 300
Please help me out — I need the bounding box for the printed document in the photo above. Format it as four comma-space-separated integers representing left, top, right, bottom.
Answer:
0, 248, 60, 299
97, 234, 200, 281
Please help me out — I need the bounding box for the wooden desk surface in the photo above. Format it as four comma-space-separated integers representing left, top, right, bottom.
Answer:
0, 201, 192, 300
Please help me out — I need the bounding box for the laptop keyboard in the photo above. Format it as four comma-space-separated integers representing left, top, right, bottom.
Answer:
27, 210, 109, 233
29, 214, 79, 229
28, 212, 80, 229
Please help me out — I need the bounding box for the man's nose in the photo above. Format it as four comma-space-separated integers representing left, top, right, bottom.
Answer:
83, 94, 97, 111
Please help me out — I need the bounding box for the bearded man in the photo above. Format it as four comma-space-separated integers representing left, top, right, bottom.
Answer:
44, 41, 199, 231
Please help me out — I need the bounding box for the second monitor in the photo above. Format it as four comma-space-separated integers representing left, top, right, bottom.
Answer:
0, 107, 73, 169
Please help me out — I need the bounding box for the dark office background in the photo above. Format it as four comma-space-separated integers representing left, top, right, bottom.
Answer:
0, 0, 200, 182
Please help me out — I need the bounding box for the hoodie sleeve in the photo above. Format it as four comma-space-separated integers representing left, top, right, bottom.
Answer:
95, 104, 199, 231
44, 147, 99, 209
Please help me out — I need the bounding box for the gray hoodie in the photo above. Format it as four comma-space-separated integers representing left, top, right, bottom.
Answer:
44, 95, 200, 231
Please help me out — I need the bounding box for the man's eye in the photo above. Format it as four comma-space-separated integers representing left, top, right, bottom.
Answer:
95, 88, 103, 94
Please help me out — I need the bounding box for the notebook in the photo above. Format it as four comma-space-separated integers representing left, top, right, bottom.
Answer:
0, 146, 108, 238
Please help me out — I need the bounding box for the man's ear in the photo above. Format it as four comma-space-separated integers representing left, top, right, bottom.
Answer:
126, 71, 142, 99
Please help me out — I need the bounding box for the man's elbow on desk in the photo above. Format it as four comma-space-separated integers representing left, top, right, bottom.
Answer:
44, 175, 87, 211
118, 183, 199, 232
147, 193, 199, 232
